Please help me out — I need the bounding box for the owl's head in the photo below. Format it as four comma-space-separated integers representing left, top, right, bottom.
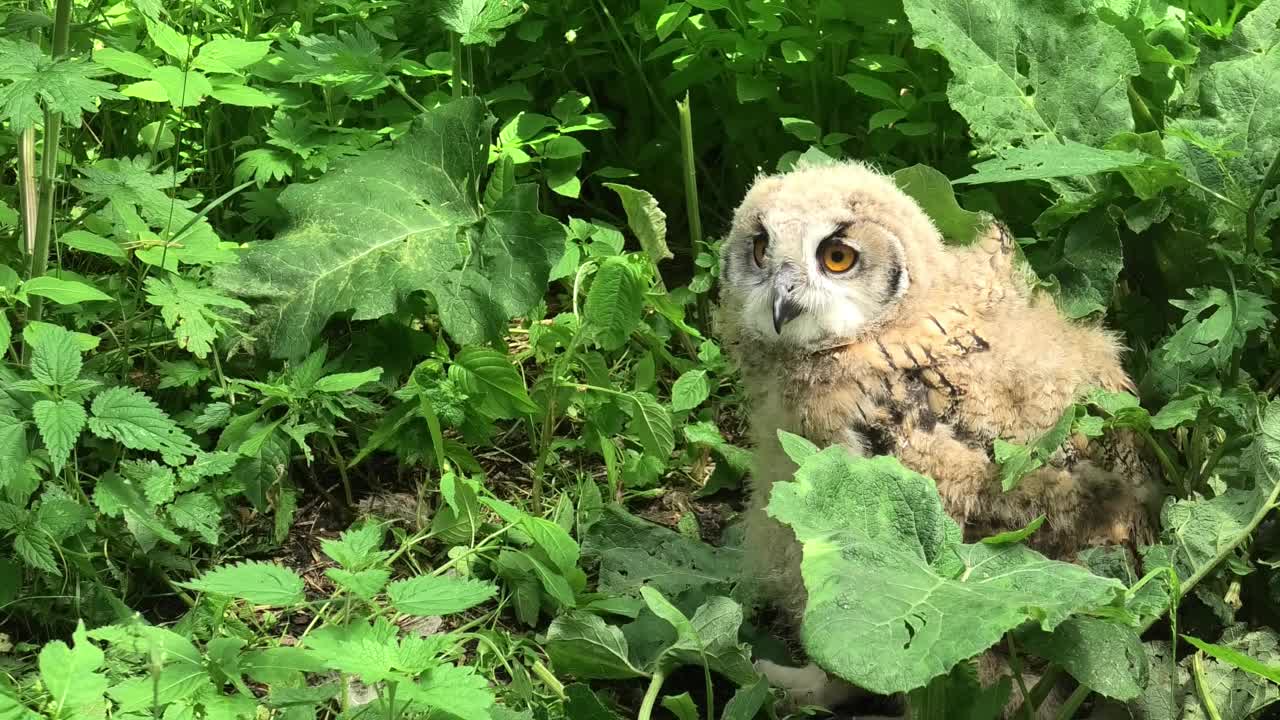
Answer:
718, 160, 946, 351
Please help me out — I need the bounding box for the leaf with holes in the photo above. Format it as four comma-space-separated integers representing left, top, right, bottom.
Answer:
767, 443, 1127, 694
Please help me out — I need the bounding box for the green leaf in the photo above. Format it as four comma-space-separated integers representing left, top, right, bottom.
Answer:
1183, 635, 1280, 685
326, 568, 390, 601
0, 39, 122, 130
386, 574, 498, 616
660, 693, 698, 720
439, 0, 526, 46
603, 183, 672, 264
183, 561, 305, 606
59, 230, 126, 259
399, 664, 496, 720
1026, 209, 1123, 319
901, 0, 1138, 149
320, 522, 388, 570
954, 142, 1148, 185
194, 38, 272, 74
779, 117, 821, 142
585, 257, 644, 350
628, 392, 674, 460
38, 622, 107, 720
22, 276, 111, 305
313, 367, 382, 393
92, 48, 156, 79
148, 65, 212, 107
546, 610, 648, 679
30, 324, 82, 387
94, 473, 181, 548
980, 515, 1045, 545
208, 77, 278, 106
767, 449, 1126, 694
656, 3, 692, 40
88, 387, 198, 462
33, 399, 85, 473
144, 275, 251, 358
722, 677, 771, 720
14, 528, 58, 574
776, 429, 820, 466
583, 505, 740, 598
452, 348, 537, 417
891, 165, 989, 245
1019, 618, 1146, 700
481, 496, 581, 574
144, 17, 200, 62
216, 98, 563, 356
670, 369, 710, 412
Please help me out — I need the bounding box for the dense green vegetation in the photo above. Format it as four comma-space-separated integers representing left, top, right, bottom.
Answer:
1, 0, 1279, 718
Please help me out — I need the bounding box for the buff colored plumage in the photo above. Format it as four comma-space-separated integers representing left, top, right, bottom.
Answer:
714, 160, 1158, 715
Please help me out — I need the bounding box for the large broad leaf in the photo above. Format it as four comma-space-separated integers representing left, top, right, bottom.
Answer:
767, 436, 1127, 694
582, 504, 740, 599
902, 0, 1138, 150
216, 97, 564, 357
891, 164, 989, 245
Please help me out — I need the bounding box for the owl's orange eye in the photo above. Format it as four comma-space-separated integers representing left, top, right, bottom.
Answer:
752, 233, 768, 267
820, 242, 858, 273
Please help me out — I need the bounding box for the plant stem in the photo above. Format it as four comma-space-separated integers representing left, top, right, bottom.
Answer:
531, 659, 566, 700
1053, 684, 1090, 720
1005, 635, 1037, 720
25, 0, 74, 359
676, 93, 706, 327
1191, 653, 1224, 720
636, 670, 666, 720
1247, 140, 1280, 255
324, 432, 355, 508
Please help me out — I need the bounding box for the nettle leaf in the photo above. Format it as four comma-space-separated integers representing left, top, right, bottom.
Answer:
215, 97, 563, 357
88, 387, 198, 462
168, 492, 221, 544
768, 448, 1126, 694
399, 664, 496, 720
30, 324, 83, 387
386, 574, 499, 616
604, 183, 672, 265
0, 39, 123, 130
902, 0, 1137, 149
326, 568, 390, 600
183, 561, 305, 606
144, 275, 251, 358
33, 399, 86, 473
585, 257, 644, 350
320, 522, 389, 570
451, 348, 536, 418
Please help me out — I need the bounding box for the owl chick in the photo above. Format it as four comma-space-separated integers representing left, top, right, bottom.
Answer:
715, 161, 1158, 711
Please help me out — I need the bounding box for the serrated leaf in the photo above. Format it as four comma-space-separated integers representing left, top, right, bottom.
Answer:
0, 39, 122, 130
603, 183, 671, 264
168, 492, 220, 544
320, 522, 387, 570
452, 348, 536, 417
32, 399, 85, 473
22, 276, 111, 305
902, 0, 1137, 150
88, 386, 197, 461
585, 257, 643, 350
145, 18, 200, 62
183, 561, 304, 606
14, 528, 58, 574
399, 664, 495, 720
768, 449, 1126, 694
386, 574, 498, 616
627, 392, 673, 460
144, 275, 251, 358
215, 98, 563, 356
30, 324, 82, 387
439, 0, 526, 46
93, 473, 181, 547
670, 369, 709, 412
326, 568, 390, 601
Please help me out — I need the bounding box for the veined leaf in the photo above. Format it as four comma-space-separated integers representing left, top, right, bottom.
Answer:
546, 610, 648, 679
398, 664, 495, 720
30, 324, 83, 387
902, 0, 1137, 149
33, 399, 86, 473
627, 392, 674, 460
183, 561, 305, 606
954, 142, 1148, 185
215, 97, 563, 357
891, 164, 989, 245
38, 622, 107, 720
22, 276, 111, 305
768, 448, 1126, 694
451, 348, 536, 417
585, 257, 643, 350
313, 367, 382, 393
670, 369, 710, 412
144, 275, 250, 358
0, 39, 122, 130
87, 387, 198, 462
386, 574, 498, 616
603, 183, 671, 265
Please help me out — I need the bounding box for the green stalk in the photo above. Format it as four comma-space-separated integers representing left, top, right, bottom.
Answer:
1192, 653, 1224, 720
636, 670, 666, 720
1246, 145, 1280, 255
676, 93, 707, 327
25, 0, 74, 357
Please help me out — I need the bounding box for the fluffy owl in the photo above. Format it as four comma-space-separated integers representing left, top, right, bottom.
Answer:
714, 160, 1159, 711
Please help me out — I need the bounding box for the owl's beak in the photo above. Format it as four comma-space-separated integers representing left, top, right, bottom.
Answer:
771, 275, 804, 333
